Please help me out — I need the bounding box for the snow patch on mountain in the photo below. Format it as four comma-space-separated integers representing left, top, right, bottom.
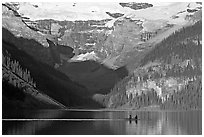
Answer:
15, 2, 134, 21
105, 19, 117, 28
70, 51, 99, 61
11, 2, 201, 29
124, 2, 201, 25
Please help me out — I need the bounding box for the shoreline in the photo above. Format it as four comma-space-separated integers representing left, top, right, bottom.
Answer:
64, 104, 202, 112
62, 108, 202, 112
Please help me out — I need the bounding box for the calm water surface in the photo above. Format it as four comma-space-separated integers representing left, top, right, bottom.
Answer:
2, 109, 202, 135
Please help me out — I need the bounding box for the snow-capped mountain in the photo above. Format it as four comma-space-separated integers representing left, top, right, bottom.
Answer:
9, 2, 136, 21
12, 2, 201, 24
2, 2, 202, 69
2, 2, 202, 112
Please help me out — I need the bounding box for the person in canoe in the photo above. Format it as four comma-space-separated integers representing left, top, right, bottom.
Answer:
129, 114, 138, 120
129, 115, 132, 120
135, 115, 138, 120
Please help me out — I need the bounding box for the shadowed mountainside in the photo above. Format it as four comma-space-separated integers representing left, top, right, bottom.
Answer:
2, 28, 104, 108
2, 27, 129, 109
58, 60, 128, 94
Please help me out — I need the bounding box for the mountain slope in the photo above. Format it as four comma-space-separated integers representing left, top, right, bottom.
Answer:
2, 2, 202, 110
2, 54, 66, 109
2, 30, 103, 108
2, 3, 129, 103
102, 21, 202, 110
3, 2, 201, 70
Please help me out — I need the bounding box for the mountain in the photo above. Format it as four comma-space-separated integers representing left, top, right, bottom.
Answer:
2, 51, 66, 109
2, 3, 128, 98
102, 21, 202, 110
2, 28, 104, 109
3, 2, 201, 69
2, 2, 202, 110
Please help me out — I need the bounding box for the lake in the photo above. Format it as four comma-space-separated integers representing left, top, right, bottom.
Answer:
2, 109, 202, 135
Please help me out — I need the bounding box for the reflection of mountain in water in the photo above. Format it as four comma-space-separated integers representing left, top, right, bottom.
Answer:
3, 110, 201, 135
125, 112, 184, 134
93, 111, 127, 134
125, 111, 201, 135
93, 111, 202, 135
3, 110, 63, 135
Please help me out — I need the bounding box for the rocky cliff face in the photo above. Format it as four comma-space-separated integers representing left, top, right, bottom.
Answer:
119, 2, 153, 10
3, 2, 202, 70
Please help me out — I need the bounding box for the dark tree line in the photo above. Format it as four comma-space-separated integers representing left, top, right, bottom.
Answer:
161, 79, 202, 110
129, 90, 162, 109
107, 78, 201, 110
3, 53, 36, 87
140, 21, 202, 66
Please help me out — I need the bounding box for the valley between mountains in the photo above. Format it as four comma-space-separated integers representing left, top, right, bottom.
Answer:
2, 2, 202, 110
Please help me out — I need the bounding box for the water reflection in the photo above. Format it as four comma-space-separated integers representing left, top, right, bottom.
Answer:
2, 110, 202, 135
124, 111, 201, 135
3, 110, 63, 135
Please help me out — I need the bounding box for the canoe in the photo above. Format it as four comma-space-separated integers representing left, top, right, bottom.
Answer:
124, 118, 140, 120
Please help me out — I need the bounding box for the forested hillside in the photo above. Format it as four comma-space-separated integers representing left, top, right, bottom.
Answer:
101, 21, 202, 110
2, 51, 66, 109
2, 36, 102, 109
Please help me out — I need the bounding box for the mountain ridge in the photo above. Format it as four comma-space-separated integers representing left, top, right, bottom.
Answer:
2, 2, 202, 110
100, 21, 202, 110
